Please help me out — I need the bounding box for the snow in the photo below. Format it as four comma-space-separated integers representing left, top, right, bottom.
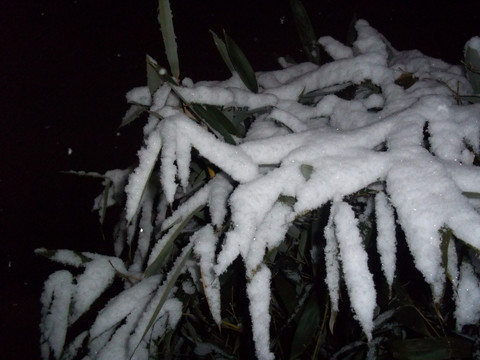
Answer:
333, 201, 376, 341
374, 192, 397, 289
130, 182, 155, 273
71, 257, 122, 323
89, 275, 162, 340
126, 86, 151, 106
40, 271, 74, 360
193, 225, 221, 325
324, 209, 340, 312
125, 125, 162, 222
464, 36, 480, 55
208, 174, 234, 227
40, 18, 480, 359
247, 265, 275, 360
455, 261, 480, 330
318, 36, 353, 60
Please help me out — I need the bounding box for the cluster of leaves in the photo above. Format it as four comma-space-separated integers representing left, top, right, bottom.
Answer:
37, 1, 480, 359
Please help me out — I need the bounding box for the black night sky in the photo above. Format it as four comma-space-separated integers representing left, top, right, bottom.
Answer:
2, 0, 479, 358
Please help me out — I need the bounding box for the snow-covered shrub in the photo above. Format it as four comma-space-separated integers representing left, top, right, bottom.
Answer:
38, 3, 480, 359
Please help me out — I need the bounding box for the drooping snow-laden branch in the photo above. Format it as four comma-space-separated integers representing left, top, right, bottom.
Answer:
40, 19, 480, 360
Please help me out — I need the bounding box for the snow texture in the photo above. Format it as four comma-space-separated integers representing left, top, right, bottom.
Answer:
193, 225, 222, 325
247, 265, 275, 360
324, 208, 340, 312
125, 125, 162, 222
40, 271, 74, 360
40, 19, 480, 359
374, 192, 397, 289
455, 261, 480, 330
71, 257, 124, 323
333, 201, 376, 341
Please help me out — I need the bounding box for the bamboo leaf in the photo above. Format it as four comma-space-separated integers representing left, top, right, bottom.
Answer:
389, 337, 473, 360
460, 95, 480, 103
395, 72, 419, 89
440, 227, 453, 282
99, 178, 111, 225
290, 290, 321, 359
210, 30, 234, 72
393, 306, 436, 338
300, 164, 313, 180
120, 104, 147, 128
146, 54, 164, 95
144, 204, 205, 277
290, 0, 320, 64
190, 104, 238, 144
462, 191, 480, 199
157, 0, 179, 79
224, 31, 258, 93
133, 242, 193, 359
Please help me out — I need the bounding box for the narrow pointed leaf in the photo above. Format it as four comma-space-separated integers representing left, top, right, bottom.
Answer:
224, 32, 258, 93
290, 291, 321, 359
133, 242, 193, 358
146, 55, 164, 95
144, 204, 205, 277
300, 164, 313, 180
290, 0, 320, 64
463, 191, 480, 199
210, 30, 234, 72
157, 0, 179, 79
389, 337, 473, 360
190, 103, 238, 144
121, 104, 148, 128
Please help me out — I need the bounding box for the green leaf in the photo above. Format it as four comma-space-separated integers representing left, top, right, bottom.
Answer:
440, 227, 455, 283
99, 178, 111, 225
147, 55, 177, 91
300, 164, 313, 180
190, 104, 238, 144
224, 31, 258, 93
298, 83, 352, 105
222, 105, 272, 136
277, 194, 296, 207
462, 191, 480, 199
210, 30, 234, 72
290, 0, 320, 64
395, 72, 419, 89
273, 272, 297, 314
157, 0, 179, 79
459, 95, 480, 103
132, 242, 193, 359
393, 306, 436, 338
389, 337, 473, 360
120, 104, 148, 128
144, 204, 205, 277
146, 54, 164, 95
346, 13, 358, 47
204, 104, 244, 137
289, 290, 321, 359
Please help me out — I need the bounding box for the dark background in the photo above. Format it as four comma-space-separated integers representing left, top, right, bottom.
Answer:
1, 0, 479, 358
